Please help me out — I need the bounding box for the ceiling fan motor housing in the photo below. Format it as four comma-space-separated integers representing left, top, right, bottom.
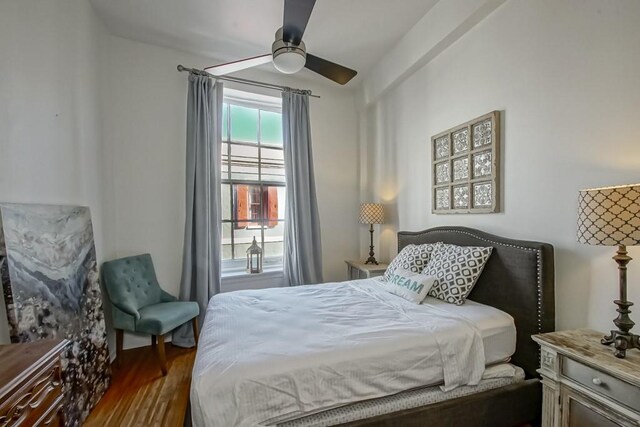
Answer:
272, 27, 306, 74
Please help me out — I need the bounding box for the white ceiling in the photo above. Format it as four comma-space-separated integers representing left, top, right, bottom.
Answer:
90, 0, 439, 86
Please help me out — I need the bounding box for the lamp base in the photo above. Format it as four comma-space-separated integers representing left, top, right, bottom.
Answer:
602, 327, 640, 359
601, 245, 640, 358
364, 256, 379, 265
364, 224, 379, 265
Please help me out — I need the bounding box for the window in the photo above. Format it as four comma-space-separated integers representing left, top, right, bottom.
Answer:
221, 90, 285, 273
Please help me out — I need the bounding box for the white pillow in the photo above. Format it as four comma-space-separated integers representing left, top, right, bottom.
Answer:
380, 268, 436, 304
383, 243, 441, 282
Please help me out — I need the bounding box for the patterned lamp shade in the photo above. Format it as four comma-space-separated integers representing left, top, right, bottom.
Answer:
359, 203, 384, 224
577, 184, 640, 246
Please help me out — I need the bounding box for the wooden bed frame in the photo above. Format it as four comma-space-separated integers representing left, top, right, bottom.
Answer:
338, 226, 556, 427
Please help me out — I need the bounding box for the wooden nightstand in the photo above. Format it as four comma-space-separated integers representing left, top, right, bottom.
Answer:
533, 329, 640, 426
345, 260, 388, 280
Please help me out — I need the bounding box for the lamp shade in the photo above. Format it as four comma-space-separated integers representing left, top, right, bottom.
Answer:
359, 203, 384, 224
577, 184, 640, 246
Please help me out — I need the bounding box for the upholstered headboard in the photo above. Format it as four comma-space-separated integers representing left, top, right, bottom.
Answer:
397, 227, 555, 378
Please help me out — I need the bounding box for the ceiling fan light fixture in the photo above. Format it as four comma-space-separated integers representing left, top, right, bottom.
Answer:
273, 49, 306, 74
272, 28, 306, 74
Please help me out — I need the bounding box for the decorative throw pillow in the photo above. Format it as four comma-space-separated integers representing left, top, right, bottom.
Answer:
380, 268, 436, 304
383, 243, 441, 282
423, 244, 493, 305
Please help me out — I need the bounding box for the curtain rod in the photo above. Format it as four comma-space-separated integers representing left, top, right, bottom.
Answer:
177, 65, 320, 99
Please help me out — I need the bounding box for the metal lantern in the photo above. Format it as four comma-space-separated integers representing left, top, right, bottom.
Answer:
246, 236, 263, 274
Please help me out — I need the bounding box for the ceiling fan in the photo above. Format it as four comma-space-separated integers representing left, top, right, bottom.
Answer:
205, 0, 357, 85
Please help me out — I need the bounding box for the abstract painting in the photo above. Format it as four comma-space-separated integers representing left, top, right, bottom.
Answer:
0, 203, 110, 426
431, 111, 501, 214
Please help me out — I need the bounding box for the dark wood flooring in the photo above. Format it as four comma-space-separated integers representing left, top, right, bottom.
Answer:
85, 344, 195, 427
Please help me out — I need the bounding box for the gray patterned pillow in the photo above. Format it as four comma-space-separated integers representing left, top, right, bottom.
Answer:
383, 243, 441, 282
423, 244, 493, 305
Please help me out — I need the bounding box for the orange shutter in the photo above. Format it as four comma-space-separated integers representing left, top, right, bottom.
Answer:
236, 185, 248, 228
267, 186, 278, 227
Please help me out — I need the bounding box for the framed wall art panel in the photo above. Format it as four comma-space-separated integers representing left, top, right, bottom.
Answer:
431, 111, 500, 214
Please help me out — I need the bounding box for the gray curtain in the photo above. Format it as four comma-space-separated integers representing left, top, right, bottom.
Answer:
173, 74, 223, 347
282, 90, 323, 286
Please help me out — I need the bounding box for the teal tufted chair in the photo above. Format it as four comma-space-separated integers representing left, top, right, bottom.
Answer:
102, 253, 200, 375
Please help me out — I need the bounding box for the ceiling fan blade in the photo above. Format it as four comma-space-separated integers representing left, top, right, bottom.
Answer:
204, 54, 272, 76
305, 54, 357, 85
283, 0, 316, 45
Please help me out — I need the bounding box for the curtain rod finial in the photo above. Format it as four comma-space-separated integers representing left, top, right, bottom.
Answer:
177, 65, 185, 72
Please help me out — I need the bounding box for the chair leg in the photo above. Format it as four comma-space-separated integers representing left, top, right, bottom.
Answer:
192, 317, 200, 347
151, 335, 156, 347
157, 334, 168, 376
116, 329, 123, 368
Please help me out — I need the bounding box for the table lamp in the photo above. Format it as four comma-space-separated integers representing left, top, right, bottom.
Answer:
359, 203, 384, 265
577, 184, 640, 358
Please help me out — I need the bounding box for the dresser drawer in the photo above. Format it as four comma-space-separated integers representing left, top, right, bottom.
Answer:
33, 395, 65, 427
0, 358, 64, 426
562, 357, 640, 412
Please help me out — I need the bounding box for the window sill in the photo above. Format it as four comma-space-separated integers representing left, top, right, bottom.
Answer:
244, 225, 280, 230
221, 267, 283, 279
221, 267, 286, 292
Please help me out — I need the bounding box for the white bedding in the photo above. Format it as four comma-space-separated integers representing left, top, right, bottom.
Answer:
191, 278, 506, 427
422, 296, 516, 364
275, 364, 524, 426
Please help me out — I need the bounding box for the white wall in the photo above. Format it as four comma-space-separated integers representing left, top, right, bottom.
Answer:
359, 0, 640, 332
0, 0, 108, 344
101, 35, 360, 349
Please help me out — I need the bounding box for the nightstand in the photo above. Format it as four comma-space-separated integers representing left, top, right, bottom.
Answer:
533, 329, 640, 427
345, 260, 388, 280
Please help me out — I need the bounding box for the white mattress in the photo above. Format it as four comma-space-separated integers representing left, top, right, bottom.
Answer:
191, 278, 516, 427
274, 364, 525, 426
420, 296, 516, 365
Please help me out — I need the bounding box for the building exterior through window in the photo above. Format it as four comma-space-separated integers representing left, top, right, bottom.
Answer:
221, 89, 285, 273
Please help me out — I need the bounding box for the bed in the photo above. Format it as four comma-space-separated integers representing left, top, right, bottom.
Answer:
190, 226, 555, 426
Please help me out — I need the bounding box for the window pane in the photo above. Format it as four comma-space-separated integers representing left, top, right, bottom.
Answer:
233, 184, 249, 223
261, 147, 285, 183
257, 185, 283, 225
221, 142, 229, 178
233, 222, 255, 260
260, 110, 283, 146
221, 183, 232, 220
222, 103, 228, 141
230, 105, 258, 143
276, 186, 286, 220
221, 222, 233, 260
248, 186, 262, 221
230, 144, 259, 181
264, 220, 285, 258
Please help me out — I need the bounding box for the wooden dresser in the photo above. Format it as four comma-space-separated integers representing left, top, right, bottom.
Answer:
0, 339, 69, 427
533, 329, 640, 426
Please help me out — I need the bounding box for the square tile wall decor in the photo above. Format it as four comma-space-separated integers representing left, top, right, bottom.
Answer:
0, 203, 111, 426
431, 111, 500, 213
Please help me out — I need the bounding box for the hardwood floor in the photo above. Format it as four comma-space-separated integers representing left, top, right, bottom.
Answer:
85, 344, 196, 427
